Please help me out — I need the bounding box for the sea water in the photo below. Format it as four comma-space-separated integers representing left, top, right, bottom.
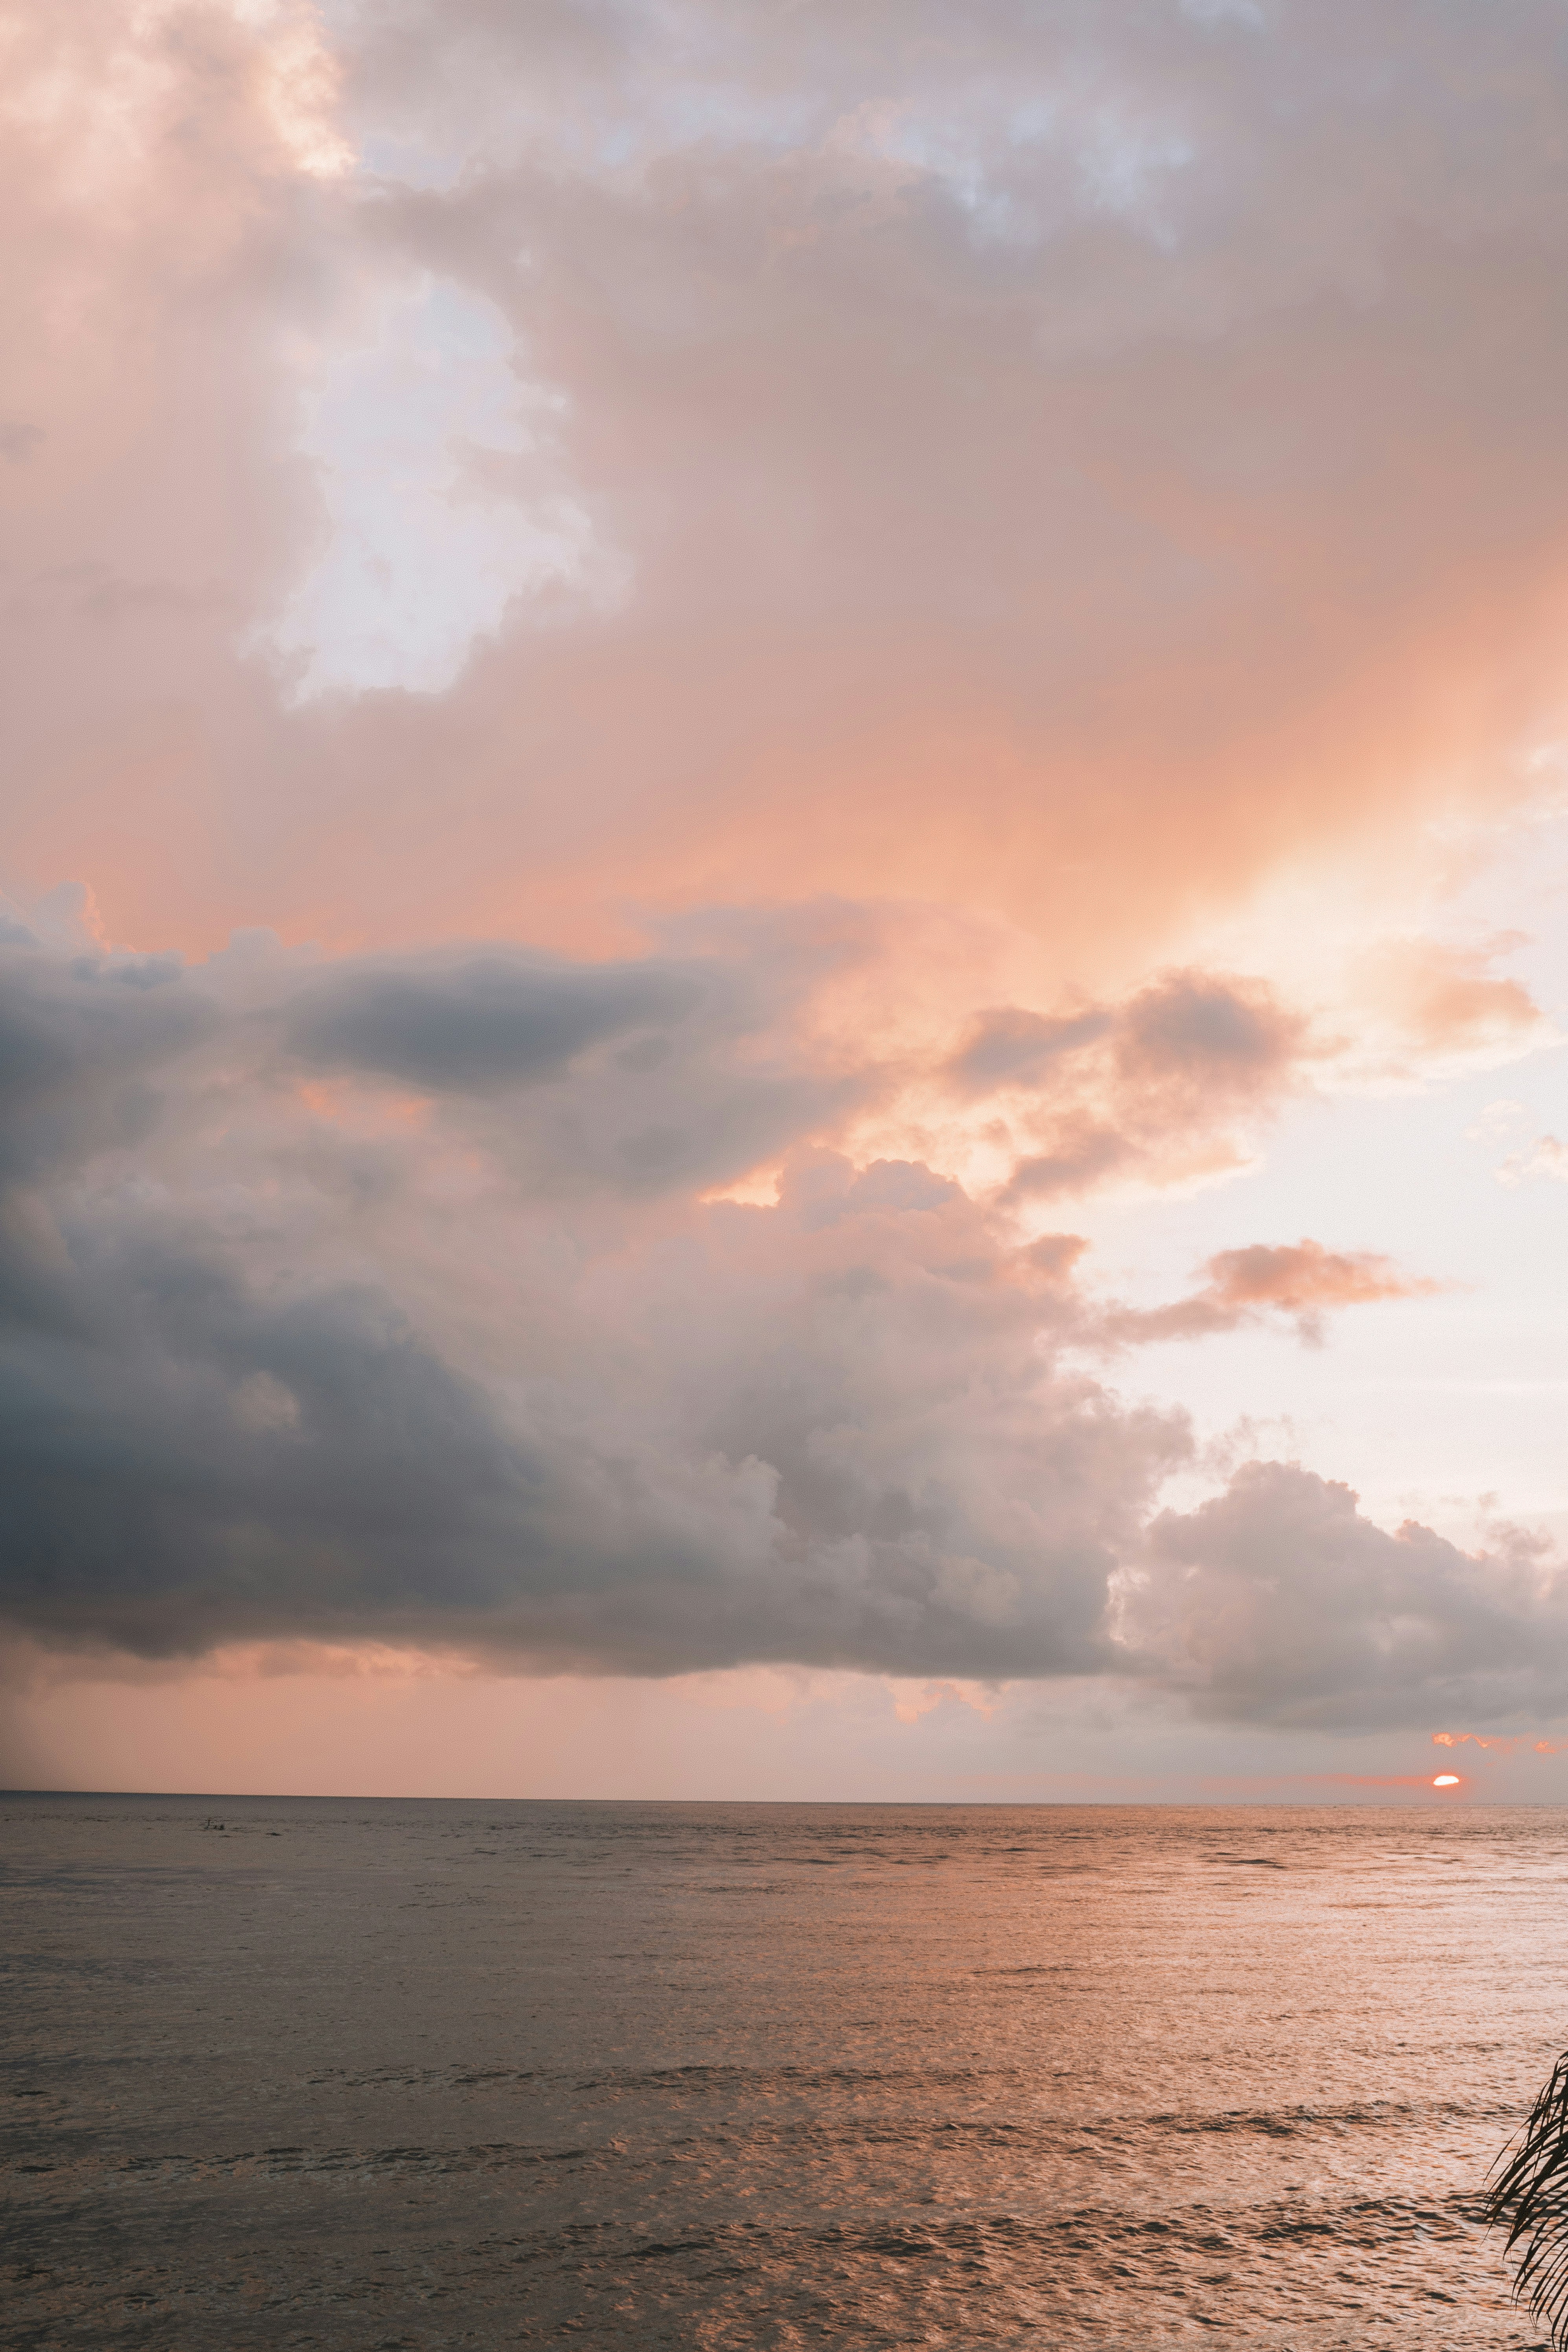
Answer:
2, 1797, 1561, 2348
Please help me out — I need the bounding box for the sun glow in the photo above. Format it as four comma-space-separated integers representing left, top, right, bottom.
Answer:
1432, 1774, 1461, 1787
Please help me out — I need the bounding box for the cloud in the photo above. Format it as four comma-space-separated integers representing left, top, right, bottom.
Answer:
0, 942, 213, 1188
1351, 936, 1548, 1065
1114, 974, 1300, 1096
951, 1007, 1114, 1093
1461, 1099, 1568, 1187
1498, 1135, 1568, 1188
265, 909, 893, 1198
1123, 1462, 1568, 1729
0, 923, 1518, 1730
8, 7, 1568, 1750
1103, 1238, 1441, 1347
0, 1131, 1189, 1673
954, 969, 1306, 1201
0, 925, 1167, 1669
11, 0, 1568, 982
285, 952, 709, 1091
1431, 1730, 1568, 1756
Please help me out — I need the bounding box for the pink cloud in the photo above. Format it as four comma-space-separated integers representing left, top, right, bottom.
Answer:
5, 0, 1568, 985
1103, 1240, 1443, 1348
1353, 936, 1547, 1059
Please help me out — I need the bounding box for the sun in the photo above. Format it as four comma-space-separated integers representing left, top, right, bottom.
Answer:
1433, 1774, 1461, 1787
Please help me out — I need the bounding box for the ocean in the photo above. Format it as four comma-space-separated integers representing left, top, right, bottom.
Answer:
2, 1796, 1562, 2348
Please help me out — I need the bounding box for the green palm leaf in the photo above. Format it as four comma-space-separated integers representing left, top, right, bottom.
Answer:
1486, 2055, 1568, 2345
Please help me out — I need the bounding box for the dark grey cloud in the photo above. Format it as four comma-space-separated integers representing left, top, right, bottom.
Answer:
277, 919, 871, 1198
286, 953, 707, 1092
0, 943, 215, 1186
0, 1147, 1184, 1673
8, 1179, 1560, 1716
0, 1246, 541, 1655
0, 935, 1189, 1673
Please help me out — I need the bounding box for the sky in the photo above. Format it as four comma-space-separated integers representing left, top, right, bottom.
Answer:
5, 0, 1568, 1801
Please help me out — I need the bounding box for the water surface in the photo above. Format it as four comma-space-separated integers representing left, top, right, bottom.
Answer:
2, 1797, 1561, 2347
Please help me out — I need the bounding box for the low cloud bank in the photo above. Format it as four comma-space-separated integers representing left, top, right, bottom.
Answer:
0, 922, 1556, 1730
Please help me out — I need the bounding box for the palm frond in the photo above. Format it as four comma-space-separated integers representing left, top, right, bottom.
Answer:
1486, 2053, 1568, 2346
